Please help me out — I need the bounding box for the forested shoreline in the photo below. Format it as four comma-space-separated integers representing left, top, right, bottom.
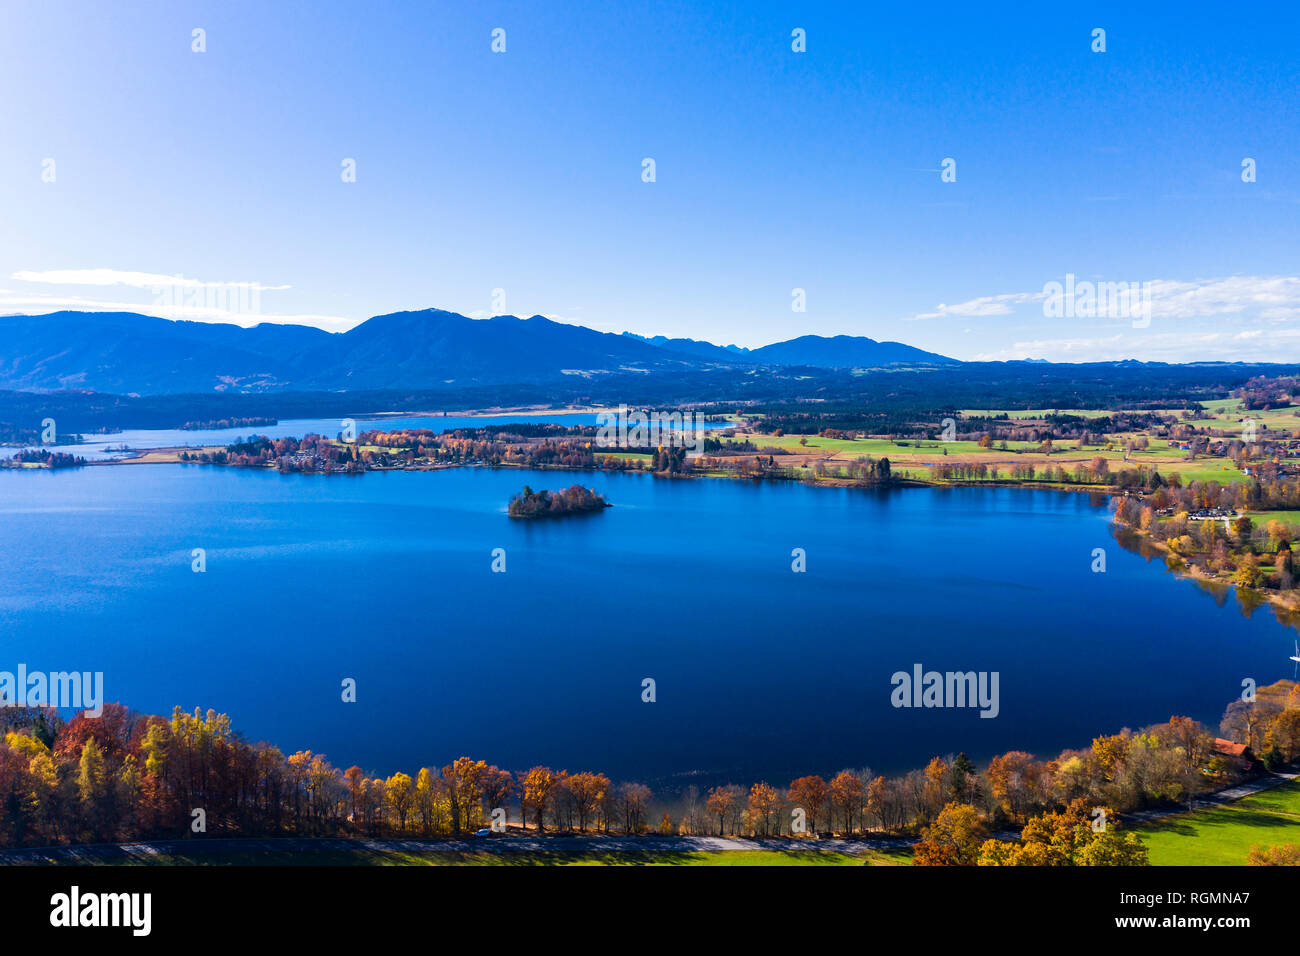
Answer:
0, 682, 1295, 865
1111, 464, 1300, 611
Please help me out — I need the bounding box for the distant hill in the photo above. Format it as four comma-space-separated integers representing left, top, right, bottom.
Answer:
748, 334, 956, 368
626, 331, 956, 369
621, 332, 749, 363
0, 311, 330, 394
0, 309, 956, 395
301, 310, 719, 390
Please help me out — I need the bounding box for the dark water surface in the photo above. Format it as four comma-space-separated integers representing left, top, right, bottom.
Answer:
0, 465, 1291, 787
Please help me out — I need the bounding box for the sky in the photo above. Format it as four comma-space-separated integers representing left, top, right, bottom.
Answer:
1, 0, 1297, 362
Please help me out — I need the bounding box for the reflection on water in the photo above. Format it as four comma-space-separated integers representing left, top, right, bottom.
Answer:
1111, 522, 1295, 629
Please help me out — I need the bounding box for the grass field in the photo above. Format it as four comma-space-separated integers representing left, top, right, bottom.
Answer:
1134, 780, 1300, 866
1242, 510, 1300, 526
1170, 398, 1300, 432
599, 451, 653, 462
722, 429, 1250, 485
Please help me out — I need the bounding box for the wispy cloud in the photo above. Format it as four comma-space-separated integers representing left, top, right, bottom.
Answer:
5, 268, 356, 331
910, 274, 1300, 362
908, 291, 1045, 321
1142, 276, 1300, 322
13, 268, 291, 292
908, 275, 1300, 324
975, 328, 1300, 363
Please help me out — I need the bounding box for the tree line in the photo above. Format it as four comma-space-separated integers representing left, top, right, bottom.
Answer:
0, 681, 1294, 853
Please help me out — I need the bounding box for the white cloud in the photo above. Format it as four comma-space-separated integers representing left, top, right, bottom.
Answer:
5, 268, 355, 331
913, 274, 1300, 361
12, 268, 290, 292
973, 327, 1300, 363
908, 291, 1045, 321
910, 275, 1300, 325
1142, 276, 1300, 321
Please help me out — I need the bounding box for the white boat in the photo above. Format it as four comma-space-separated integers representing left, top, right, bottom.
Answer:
1291, 640, 1300, 664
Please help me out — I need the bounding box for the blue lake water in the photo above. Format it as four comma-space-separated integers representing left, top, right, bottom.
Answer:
0, 464, 1293, 788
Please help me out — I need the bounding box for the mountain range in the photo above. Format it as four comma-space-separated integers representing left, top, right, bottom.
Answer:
0, 309, 956, 395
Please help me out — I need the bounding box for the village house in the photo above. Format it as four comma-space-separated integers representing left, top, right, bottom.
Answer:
1212, 738, 1258, 774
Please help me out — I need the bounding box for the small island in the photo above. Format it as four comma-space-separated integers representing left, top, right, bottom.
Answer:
1, 449, 87, 469
508, 484, 610, 519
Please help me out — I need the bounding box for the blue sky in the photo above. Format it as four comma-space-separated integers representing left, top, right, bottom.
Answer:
1, 0, 1297, 361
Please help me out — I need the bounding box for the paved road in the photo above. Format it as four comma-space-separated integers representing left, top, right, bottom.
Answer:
1125, 769, 1298, 824
0, 834, 911, 864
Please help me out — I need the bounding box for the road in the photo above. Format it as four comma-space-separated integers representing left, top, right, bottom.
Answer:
0, 833, 910, 864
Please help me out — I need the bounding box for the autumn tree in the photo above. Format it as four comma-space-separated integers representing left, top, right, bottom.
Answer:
922, 757, 950, 820
1266, 708, 1300, 762
787, 775, 829, 835
913, 803, 989, 866
1247, 843, 1300, 866
344, 766, 365, 823
385, 772, 413, 832
746, 782, 781, 837
441, 757, 488, 836
976, 799, 1147, 866
830, 770, 867, 834
480, 766, 516, 830
986, 751, 1045, 822
76, 739, 108, 839
414, 768, 439, 836
705, 786, 735, 837
566, 772, 609, 833
521, 766, 557, 833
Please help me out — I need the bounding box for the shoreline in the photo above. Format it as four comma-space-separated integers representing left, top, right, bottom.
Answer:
82, 448, 1116, 496
1112, 516, 1300, 620
72, 443, 1131, 500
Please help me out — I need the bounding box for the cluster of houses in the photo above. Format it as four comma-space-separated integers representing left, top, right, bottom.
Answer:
1242, 462, 1300, 479
1151, 507, 1239, 521
274, 451, 347, 471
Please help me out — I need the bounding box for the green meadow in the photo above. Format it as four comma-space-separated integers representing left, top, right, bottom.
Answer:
1134, 779, 1300, 866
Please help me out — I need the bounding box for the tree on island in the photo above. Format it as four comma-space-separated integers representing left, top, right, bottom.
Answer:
508, 484, 609, 518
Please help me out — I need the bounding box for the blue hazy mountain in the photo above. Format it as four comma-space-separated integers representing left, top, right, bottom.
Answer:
0, 308, 956, 394
748, 334, 956, 367
626, 331, 956, 368
620, 332, 750, 363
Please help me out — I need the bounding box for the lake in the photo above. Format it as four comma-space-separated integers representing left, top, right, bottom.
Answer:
0, 464, 1293, 789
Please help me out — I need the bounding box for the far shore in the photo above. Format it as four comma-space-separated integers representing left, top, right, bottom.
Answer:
387, 404, 608, 418
82, 443, 1135, 503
